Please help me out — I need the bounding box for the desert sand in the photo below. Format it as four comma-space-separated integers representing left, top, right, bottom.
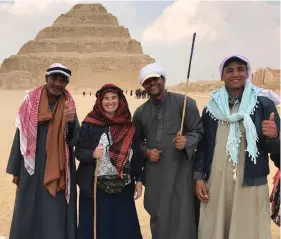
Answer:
0, 89, 279, 238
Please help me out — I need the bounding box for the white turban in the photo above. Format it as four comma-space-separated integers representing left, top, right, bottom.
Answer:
220, 54, 280, 105
139, 63, 167, 85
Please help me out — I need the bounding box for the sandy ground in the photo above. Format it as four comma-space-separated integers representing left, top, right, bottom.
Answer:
0, 89, 279, 238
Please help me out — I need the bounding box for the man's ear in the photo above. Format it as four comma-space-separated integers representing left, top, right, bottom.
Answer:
220, 72, 224, 82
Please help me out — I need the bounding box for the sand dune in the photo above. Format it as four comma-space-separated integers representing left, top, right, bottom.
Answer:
0, 89, 279, 238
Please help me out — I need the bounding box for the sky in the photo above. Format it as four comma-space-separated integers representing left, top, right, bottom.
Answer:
0, 0, 280, 85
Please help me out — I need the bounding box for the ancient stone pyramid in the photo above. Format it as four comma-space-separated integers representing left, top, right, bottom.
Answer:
0, 4, 155, 89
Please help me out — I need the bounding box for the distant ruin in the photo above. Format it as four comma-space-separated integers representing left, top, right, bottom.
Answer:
0, 4, 155, 89
252, 67, 280, 90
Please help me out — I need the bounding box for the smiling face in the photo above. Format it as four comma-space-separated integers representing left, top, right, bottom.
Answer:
45, 74, 68, 96
102, 92, 119, 117
142, 76, 165, 98
222, 60, 248, 92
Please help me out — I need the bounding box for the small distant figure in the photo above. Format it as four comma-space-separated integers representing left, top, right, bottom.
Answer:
83, 91, 85, 96
136, 89, 142, 99
125, 89, 128, 95
90, 91, 92, 96
142, 90, 147, 99
130, 90, 133, 96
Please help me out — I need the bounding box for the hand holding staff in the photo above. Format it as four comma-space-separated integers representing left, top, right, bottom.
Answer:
93, 145, 103, 239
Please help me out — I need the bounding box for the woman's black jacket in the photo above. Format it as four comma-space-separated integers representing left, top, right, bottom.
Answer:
75, 122, 144, 197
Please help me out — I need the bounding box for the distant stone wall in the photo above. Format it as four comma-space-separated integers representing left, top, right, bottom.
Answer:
175, 82, 224, 93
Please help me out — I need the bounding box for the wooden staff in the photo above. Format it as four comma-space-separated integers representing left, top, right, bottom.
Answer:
178, 32, 197, 136
179, 93, 187, 135
93, 158, 100, 239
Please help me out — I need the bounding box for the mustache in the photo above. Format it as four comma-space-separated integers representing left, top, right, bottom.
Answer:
51, 86, 63, 90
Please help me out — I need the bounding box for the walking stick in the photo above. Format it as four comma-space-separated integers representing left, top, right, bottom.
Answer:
93, 158, 100, 239
178, 32, 197, 136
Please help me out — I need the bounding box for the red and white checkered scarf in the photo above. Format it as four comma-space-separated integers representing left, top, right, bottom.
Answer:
16, 85, 76, 203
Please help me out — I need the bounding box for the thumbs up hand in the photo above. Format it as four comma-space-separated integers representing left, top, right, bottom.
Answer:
262, 112, 278, 139
64, 100, 75, 123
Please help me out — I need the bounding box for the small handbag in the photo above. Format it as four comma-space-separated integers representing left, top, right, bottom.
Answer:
97, 175, 130, 194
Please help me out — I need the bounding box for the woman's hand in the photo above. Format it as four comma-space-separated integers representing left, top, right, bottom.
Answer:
134, 181, 143, 200
93, 145, 104, 159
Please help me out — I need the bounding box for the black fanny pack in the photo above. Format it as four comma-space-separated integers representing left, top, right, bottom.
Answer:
97, 175, 130, 194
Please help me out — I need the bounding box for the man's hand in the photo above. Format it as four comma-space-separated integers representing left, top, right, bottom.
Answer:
146, 149, 162, 162
134, 182, 143, 200
195, 180, 209, 202
12, 176, 19, 187
173, 135, 187, 150
64, 101, 75, 123
262, 112, 279, 139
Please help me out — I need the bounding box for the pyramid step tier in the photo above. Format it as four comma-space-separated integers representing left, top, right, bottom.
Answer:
0, 71, 36, 89
53, 13, 118, 26
35, 25, 130, 40
19, 38, 143, 54
0, 53, 155, 76
0, 70, 142, 89
69, 4, 107, 14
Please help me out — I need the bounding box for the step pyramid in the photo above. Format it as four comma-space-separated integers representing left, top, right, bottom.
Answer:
0, 4, 155, 89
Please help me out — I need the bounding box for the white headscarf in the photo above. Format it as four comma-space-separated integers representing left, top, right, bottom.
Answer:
220, 54, 280, 105
139, 63, 167, 85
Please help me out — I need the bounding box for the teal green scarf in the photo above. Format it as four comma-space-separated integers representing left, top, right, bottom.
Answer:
206, 81, 261, 178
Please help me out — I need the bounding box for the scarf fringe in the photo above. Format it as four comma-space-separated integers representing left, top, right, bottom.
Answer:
205, 96, 260, 169
233, 163, 238, 181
